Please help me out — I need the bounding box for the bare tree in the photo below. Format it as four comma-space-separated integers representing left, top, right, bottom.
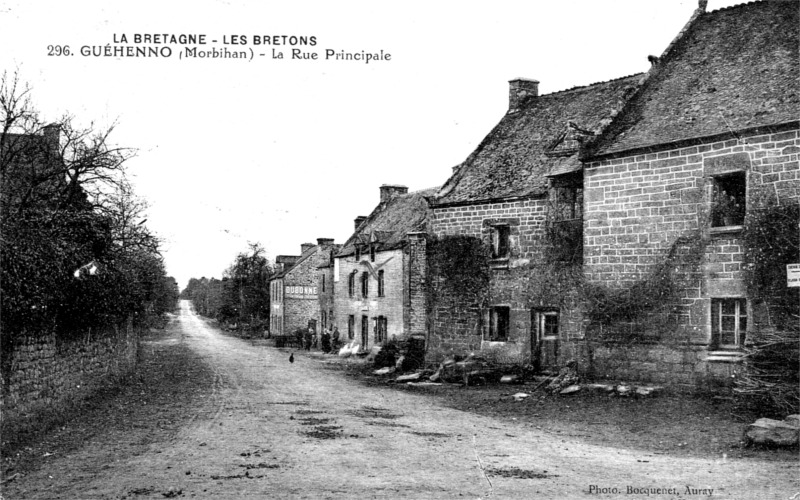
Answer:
1, 70, 135, 218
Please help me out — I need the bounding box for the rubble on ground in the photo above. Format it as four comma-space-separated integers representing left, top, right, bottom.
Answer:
745, 415, 800, 447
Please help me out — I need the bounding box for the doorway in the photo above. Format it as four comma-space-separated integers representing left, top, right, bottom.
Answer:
532, 310, 559, 373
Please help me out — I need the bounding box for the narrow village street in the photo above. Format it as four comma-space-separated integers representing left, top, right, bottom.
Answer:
4, 301, 798, 500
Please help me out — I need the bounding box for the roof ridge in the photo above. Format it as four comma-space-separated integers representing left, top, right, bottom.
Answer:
707, 0, 771, 14
538, 72, 644, 98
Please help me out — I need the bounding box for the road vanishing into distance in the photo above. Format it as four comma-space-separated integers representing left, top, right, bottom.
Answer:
6, 301, 798, 499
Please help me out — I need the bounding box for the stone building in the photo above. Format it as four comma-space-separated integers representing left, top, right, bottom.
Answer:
429, 74, 642, 370
269, 239, 337, 337
427, 0, 799, 389
333, 185, 435, 350
580, 0, 799, 388
316, 239, 341, 332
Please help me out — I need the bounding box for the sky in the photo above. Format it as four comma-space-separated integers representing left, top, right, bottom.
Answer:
1, 0, 747, 289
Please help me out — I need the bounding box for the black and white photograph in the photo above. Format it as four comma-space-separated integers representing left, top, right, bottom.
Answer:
1, 1, 798, 498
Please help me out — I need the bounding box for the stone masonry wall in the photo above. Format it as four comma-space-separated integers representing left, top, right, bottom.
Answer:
584, 127, 799, 389
429, 199, 587, 368
1, 322, 138, 430
405, 233, 427, 338
333, 248, 405, 348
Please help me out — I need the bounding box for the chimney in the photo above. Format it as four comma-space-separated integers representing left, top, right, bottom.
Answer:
508, 78, 539, 112
42, 123, 60, 156
301, 242, 316, 254
354, 216, 368, 231
698, 0, 707, 12
317, 238, 334, 247
379, 184, 408, 203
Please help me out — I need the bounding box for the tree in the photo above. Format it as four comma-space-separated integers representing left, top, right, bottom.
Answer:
1, 71, 173, 343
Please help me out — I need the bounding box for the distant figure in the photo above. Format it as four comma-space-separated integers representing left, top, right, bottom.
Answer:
332, 326, 341, 351
304, 327, 313, 351
321, 327, 332, 353
289, 352, 294, 363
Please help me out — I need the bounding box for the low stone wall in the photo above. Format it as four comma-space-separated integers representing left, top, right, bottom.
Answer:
1, 322, 139, 431
588, 341, 743, 391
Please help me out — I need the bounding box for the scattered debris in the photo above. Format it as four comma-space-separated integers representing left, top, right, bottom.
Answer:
616, 385, 632, 397
512, 393, 529, 401
396, 372, 424, 382
745, 417, 800, 447
545, 360, 579, 393
559, 385, 581, 395
500, 374, 521, 384
406, 382, 443, 387
373, 366, 395, 376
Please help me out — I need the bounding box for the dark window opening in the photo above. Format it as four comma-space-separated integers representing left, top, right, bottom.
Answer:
486, 306, 510, 341
550, 185, 584, 222
711, 298, 746, 349
348, 315, 355, 339
355, 246, 361, 261
348, 272, 356, 297
377, 270, 385, 297
361, 271, 369, 298
491, 225, 510, 259
375, 316, 387, 343
370, 245, 376, 262
711, 172, 745, 227
321, 274, 326, 293
361, 315, 369, 347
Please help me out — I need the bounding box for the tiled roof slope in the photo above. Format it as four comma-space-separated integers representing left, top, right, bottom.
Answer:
337, 187, 438, 257
593, 0, 799, 157
434, 75, 642, 206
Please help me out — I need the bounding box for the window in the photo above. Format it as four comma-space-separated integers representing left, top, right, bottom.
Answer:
375, 316, 387, 343
321, 311, 327, 329
361, 271, 369, 298
321, 274, 326, 293
355, 246, 361, 262
361, 315, 369, 347
711, 172, 745, 227
711, 298, 747, 348
491, 225, 510, 259
550, 185, 584, 222
486, 306, 510, 341
377, 270, 385, 297
348, 315, 355, 339
348, 271, 356, 297
370, 244, 376, 262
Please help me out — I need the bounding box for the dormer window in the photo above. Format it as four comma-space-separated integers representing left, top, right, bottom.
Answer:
369, 244, 376, 262
355, 246, 361, 262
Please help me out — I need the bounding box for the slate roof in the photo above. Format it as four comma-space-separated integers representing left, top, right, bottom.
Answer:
433, 75, 642, 206
592, 0, 799, 157
336, 187, 438, 257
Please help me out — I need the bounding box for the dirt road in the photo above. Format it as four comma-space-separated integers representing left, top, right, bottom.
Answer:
5, 301, 798, 499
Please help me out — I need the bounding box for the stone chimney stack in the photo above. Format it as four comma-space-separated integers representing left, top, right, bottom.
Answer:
276, 255, 300, 272
316, 238, 334, 247
379, 184, 408, 204
354, 216, 368, 231
42, 123, 60, 156
698, 0, 707, 12
301, 243, 316, 254
508, 78, 539, 112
